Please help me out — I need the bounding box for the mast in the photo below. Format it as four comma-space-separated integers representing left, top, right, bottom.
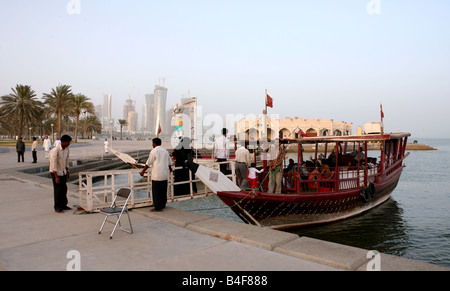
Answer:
261, 89, 268, 169
262, 89, 268, 141
379, 103, 385, 177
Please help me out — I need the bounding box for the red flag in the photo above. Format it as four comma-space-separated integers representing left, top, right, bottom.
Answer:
157, 123, 162, 137
266, 94, 273, 108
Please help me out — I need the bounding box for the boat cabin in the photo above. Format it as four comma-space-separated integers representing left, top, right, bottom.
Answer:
243, 133, 410, 195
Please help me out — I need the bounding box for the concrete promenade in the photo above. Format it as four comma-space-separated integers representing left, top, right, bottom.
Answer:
0, 139, 448, 271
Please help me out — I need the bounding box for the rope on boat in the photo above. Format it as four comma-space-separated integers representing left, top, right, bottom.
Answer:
269, 168, 280, 186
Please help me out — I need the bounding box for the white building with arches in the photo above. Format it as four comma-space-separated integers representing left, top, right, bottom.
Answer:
235, 115, 352, 141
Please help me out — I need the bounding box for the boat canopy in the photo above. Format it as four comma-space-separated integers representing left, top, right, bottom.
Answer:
297, 132, 411, 143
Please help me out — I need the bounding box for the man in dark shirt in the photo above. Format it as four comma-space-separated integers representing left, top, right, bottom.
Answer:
16, 137, 25, 162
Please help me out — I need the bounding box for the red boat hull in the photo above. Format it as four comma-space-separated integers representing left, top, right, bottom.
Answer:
217, 167, 402, 230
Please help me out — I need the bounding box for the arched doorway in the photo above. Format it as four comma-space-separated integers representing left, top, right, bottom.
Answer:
279, 128, 291, 139
306, 128, 318, 137
245, 128, 259, 141
320, 129, 329, 136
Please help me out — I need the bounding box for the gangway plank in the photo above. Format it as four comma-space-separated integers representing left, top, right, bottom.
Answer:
187, 161, 241, 194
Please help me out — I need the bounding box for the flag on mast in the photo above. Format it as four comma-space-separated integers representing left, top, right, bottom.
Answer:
380, 103, 384, 135
266, 94, 273, 108
157, 123, 162, 137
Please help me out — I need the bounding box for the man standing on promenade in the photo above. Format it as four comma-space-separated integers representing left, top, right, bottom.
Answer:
31, 137, 38, 163
104, 138, 109, 154
43, 135, 51, 160
16, 137, 25, 163
49, 135, 72, 213
140, 137, 172, 212
214, 128, 230, 175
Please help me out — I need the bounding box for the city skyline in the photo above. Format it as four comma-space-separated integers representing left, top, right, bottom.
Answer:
1, 1, 450, 139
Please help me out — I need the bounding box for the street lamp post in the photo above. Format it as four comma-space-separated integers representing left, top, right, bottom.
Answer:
51, 124, 54, 142
110, 120, 113, 144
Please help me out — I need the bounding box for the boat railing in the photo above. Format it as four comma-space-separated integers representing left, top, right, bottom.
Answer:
383, 154, 407, 177
280, 153, 407, 195
281, 164, 381, 194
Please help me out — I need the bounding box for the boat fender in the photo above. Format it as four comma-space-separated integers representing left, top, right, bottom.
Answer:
360, 187, 371, 203
369, 182, 376, 198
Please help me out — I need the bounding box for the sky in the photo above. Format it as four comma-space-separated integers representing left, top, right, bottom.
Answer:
1, 0, 450, 139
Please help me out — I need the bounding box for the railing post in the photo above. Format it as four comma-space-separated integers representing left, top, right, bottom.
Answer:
87, 174, 93, 211
230, 161, 236, 184
364, 141, 368, 187
129, 171, 134, 207
189, 169, 194, 199
78, 172, 82, 207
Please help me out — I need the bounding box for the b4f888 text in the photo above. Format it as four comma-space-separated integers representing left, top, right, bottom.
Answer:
226, 276, 268, 286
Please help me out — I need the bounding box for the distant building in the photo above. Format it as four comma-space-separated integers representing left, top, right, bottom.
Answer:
236, 116, 353, 141
123, 98, 135, 131
142, 86, 168, 135
94, 105, 102, 121
142, 94, 154, 133
127, 111, 139, 133
123, 98, 135, 120
102, 94, 114, 132
364, 122, 382, 134
153, 85, 167, 135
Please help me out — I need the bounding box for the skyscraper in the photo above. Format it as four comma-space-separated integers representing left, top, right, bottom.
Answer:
123, 98, 135, 120
123, 98, 135, 131
153, 85, 167, 136
103, 94, 112, 120
143, 94, 154, 133
102, 94, 113, 131
127, 111, 138, 133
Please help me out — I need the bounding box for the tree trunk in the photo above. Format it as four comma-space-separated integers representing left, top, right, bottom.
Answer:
74, 115, 80, 143
57, 110, 62, 138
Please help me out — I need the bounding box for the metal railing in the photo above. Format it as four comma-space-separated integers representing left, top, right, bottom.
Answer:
77, 160, 236, 212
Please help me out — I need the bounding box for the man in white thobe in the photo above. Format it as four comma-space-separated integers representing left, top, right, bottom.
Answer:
214, 128, 230, 175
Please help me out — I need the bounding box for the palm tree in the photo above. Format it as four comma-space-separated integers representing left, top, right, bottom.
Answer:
71, 94, 94, 143
118, 119, 128, 140
42, 84, 74, 138
84, 115, 102, 138
0, 84, 43, 138
33, 106, 52, 138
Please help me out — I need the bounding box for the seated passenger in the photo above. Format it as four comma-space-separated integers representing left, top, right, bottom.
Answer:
320, 164, 333, 179
284, 158, 296, 173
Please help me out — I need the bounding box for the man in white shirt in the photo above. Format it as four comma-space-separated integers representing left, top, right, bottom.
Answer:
43, 136, 51, 160
49, 135, 72, 213
214, 128, 230, 175
31, 137, 38, 163
104, 139, 109, 154
53, 137, 61, 148
140, 137, 173, 211
235, 141, 250, 188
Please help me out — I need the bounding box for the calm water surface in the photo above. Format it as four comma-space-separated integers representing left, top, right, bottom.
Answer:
171, 138, 450, 268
